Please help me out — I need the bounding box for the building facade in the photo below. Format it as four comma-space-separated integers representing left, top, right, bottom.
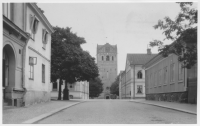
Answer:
3, 3, 54, 106
120, 49, 156, 99
97, 43, 117, 99
143, 53, 197, 103
118, 71, 124, 99
51, 80, 89, 99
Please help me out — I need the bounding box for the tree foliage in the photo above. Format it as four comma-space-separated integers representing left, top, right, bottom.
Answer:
51, 26, 99, 100
150, 2, 197, 68
110, 75, 119, 96
89, 77, 103, 98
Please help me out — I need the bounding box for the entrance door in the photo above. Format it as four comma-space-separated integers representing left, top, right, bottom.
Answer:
106, 96, 109, 99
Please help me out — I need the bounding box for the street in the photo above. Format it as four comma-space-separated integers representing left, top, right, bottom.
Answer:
36, 100, 196, 124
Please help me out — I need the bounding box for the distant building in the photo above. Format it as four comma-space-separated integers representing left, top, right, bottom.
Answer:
120, 49, 156, 99
3, 3, 54, 107
51, 80, 89, 99
118, 71, 124, 99
97, 43, 117, 99
143, 48, 197, 103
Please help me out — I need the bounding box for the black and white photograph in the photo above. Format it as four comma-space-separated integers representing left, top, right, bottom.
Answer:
2, 0, 198, 124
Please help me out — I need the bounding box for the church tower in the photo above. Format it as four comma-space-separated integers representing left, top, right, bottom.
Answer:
97, 43, 117, 99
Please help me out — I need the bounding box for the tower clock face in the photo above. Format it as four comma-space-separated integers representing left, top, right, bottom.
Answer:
105, 47, 110, 52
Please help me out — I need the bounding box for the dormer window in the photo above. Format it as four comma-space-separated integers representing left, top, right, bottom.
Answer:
30, 15, 39, 39
42, 29, 48, 49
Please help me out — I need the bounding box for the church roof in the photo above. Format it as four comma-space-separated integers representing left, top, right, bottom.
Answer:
127, 53, 157, 65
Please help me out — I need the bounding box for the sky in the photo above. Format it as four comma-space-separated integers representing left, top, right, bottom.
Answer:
37, 1, 195, 74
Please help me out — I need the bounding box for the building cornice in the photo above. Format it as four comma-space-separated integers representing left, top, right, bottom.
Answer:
3, 15, 30, 41
28, 3, 54, 33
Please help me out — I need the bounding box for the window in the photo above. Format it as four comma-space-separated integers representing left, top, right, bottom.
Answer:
30, 15, 39, 38
3, 3, 11, 19
42, 64, 45, 83
170, 63, 175, 82
106, 55, 109, 61
150, 74, 152, 88
178, 62, 183, 80
154, 72, 157, 86
53, 82, 57, 91
42, 29, 48, 49
102, 56, 104, 61
137, 71, 142, 79
29, 64, 34, 80
112, 56, 114, 61
164, 67, 167, 84
146, 75, 149, 88
70, 85, 73, 88
158, 70, 162, 85
137, 85, 143, 93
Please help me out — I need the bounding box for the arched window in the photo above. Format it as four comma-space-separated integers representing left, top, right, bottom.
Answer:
137, 71, 142, 79
106, 55, 109, 61
102, 56, 104, 61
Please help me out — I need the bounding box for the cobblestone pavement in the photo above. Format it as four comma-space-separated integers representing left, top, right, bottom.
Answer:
37, 100, 197, 124
3, 100, 81, 124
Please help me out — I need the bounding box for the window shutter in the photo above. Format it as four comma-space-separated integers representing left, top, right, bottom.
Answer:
32, 18, 39, 34
34, 19, 39, 34
42, 29, 45, 43
45, 33, 48, 44
30, 14, 34, 31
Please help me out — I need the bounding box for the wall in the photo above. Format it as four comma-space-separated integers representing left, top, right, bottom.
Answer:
51, 80, 89, 99
145, 54, 188, 102
125, 61, 132, 98
134, 65, 146, 98
23, 4, 52, 106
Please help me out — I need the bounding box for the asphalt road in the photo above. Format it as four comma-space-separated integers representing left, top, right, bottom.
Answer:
36, 100, 197, 124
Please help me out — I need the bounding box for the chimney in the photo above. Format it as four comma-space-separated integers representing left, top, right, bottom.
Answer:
147, 48, 151, 55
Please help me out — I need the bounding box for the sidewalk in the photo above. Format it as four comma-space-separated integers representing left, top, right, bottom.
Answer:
3, 100, 84, 124
130, 99, 197, 115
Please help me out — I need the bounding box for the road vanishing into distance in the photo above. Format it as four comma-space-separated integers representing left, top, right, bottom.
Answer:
36, 100, 196, 124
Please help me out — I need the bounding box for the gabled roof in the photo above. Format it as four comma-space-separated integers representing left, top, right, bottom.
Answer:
127, 53, 157, 65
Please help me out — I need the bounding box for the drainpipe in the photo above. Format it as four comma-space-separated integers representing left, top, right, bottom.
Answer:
22, 33, 30, 105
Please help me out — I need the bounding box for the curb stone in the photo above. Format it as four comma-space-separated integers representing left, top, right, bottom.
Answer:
22, 101, 85, 124
130, 101, 196, 115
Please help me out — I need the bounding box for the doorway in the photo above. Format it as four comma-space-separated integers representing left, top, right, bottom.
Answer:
3, 44, 16, 104
106, 96, 109, 99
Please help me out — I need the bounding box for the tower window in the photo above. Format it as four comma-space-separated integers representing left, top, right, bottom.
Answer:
137, 71, 142, 79
112, 56, 114, 61
106, 55, 109, 61
102, 56, 104, 61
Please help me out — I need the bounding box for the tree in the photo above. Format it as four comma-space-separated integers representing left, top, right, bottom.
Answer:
89, 77, 103, 98
149, 2, 197, 68
51, 26, 99, 100
110, 75, 119, 96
